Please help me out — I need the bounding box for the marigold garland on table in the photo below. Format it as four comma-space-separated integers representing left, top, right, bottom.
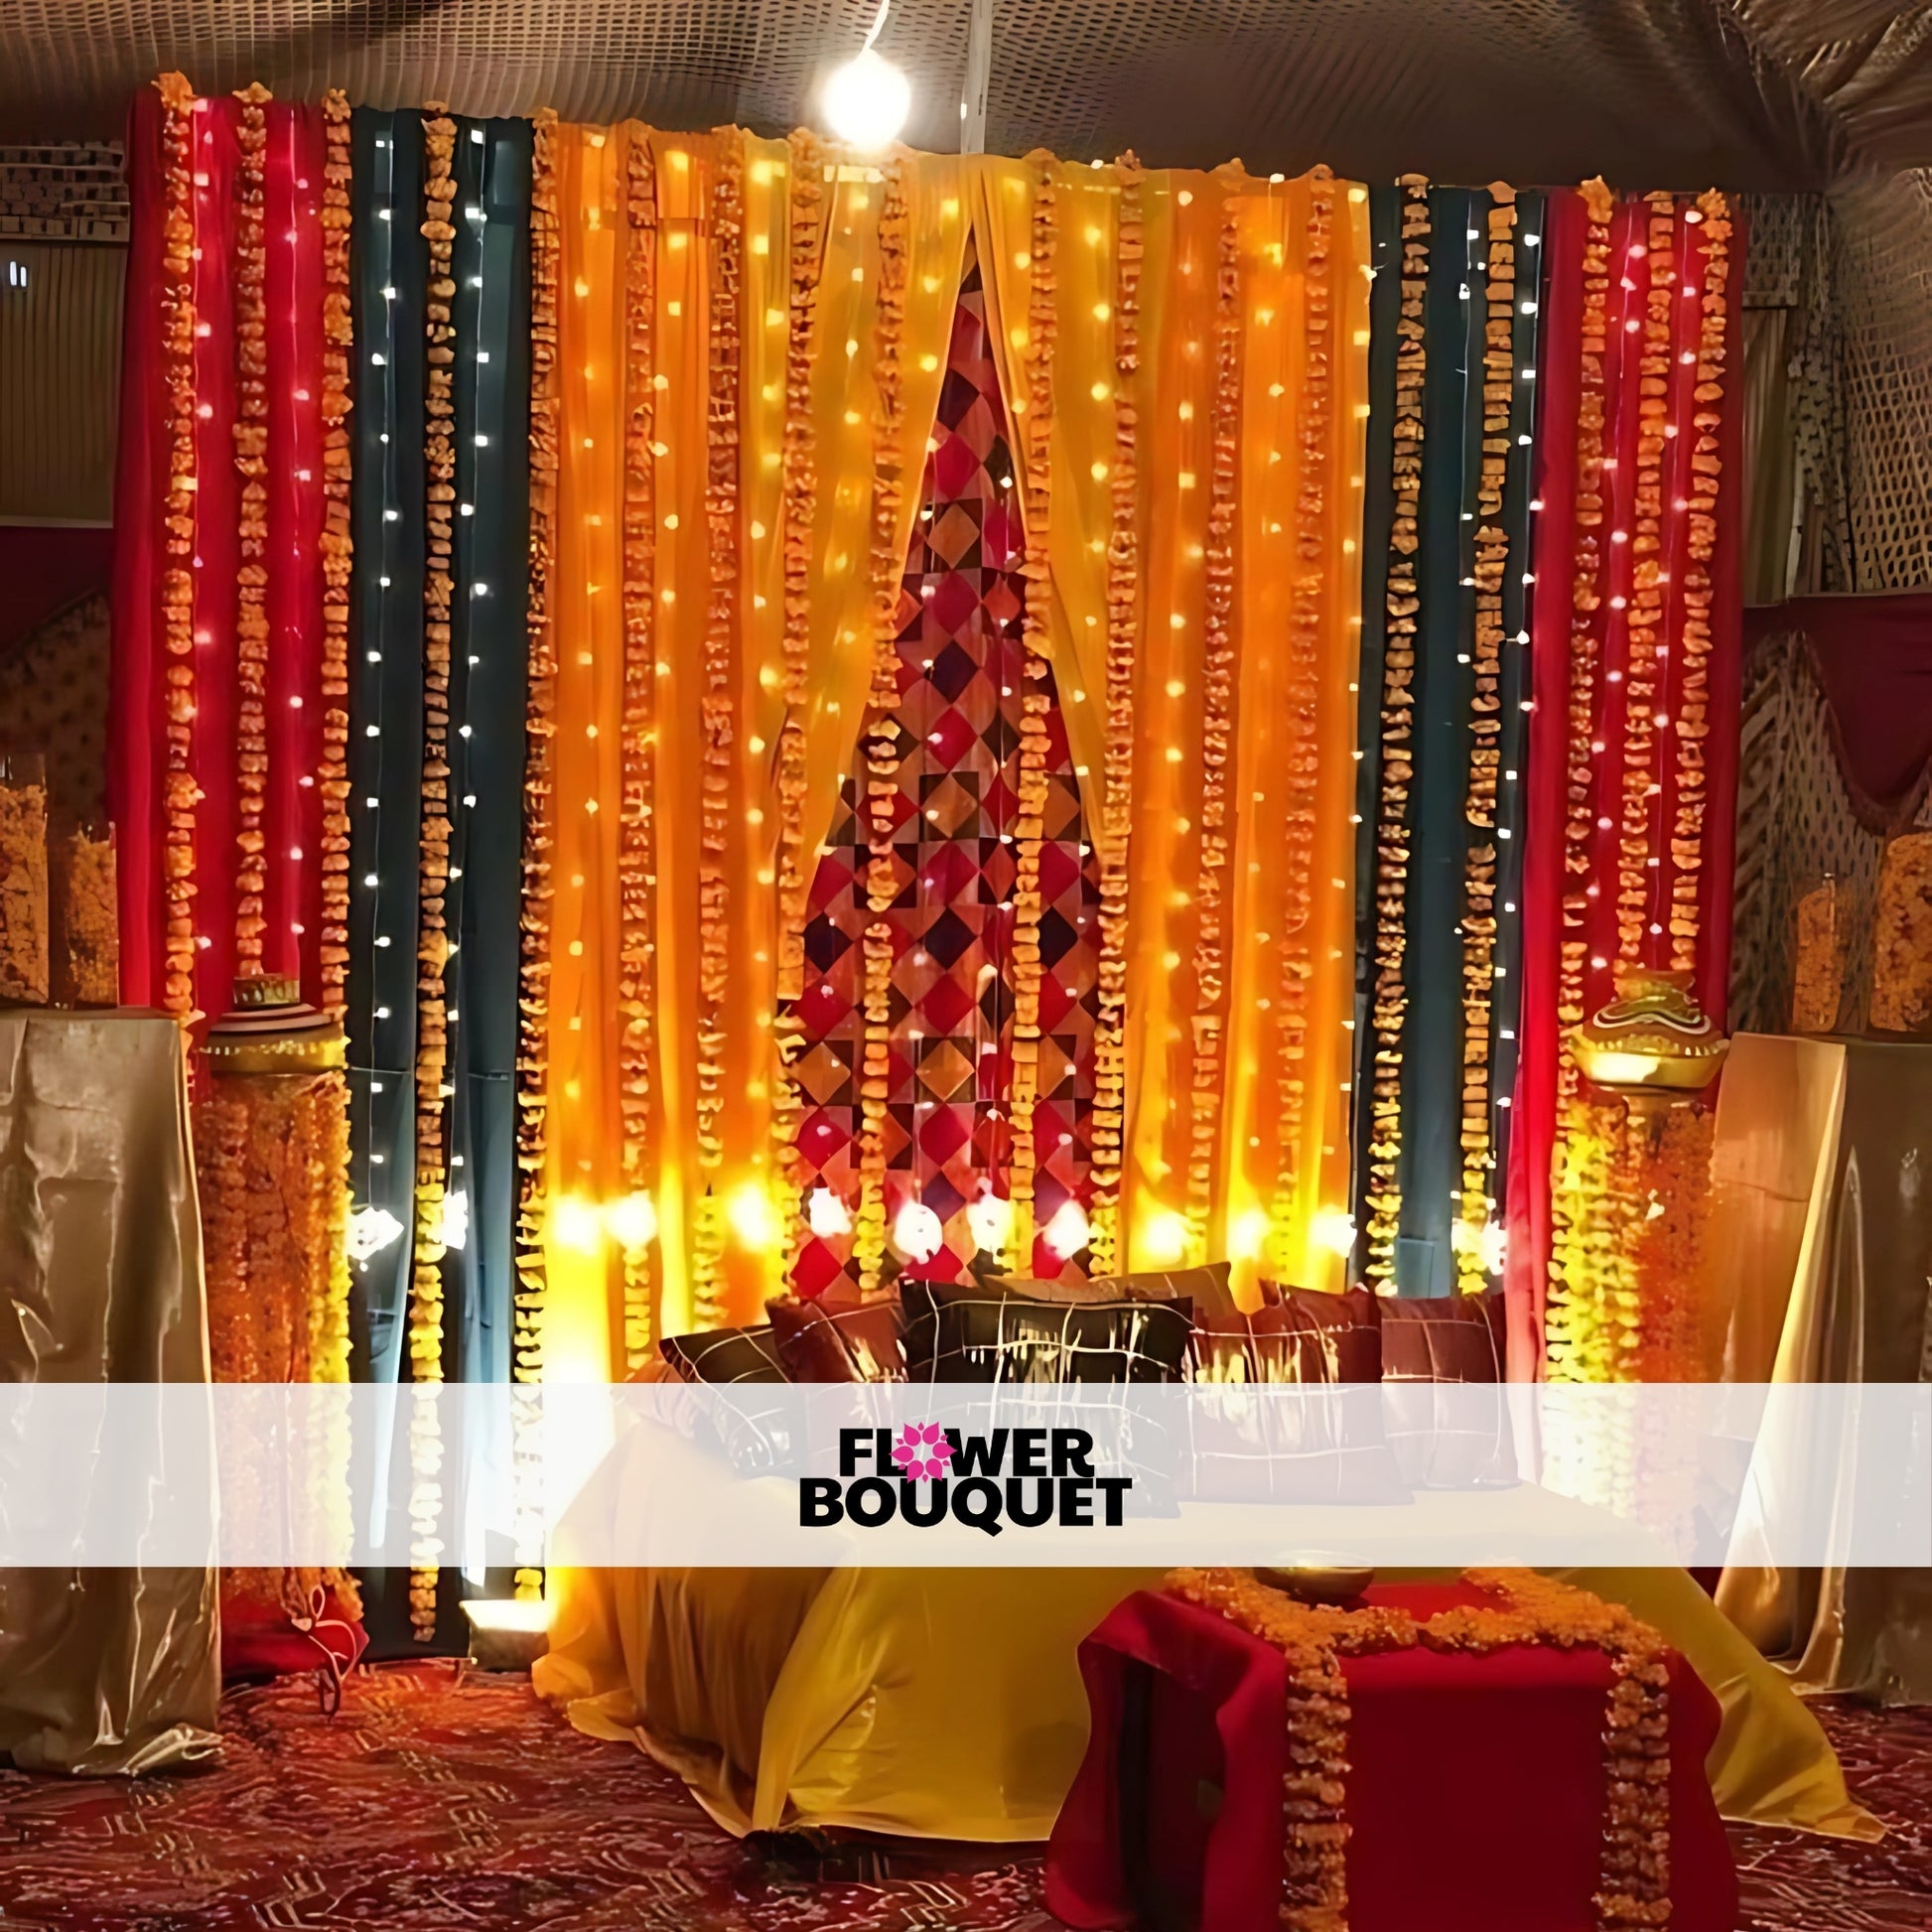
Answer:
616, 130, 658, 1369
1363, 175, 1430, 1287
1167, 1566, 1673, 1932
1269, 167, 1334, 1276
772, 129, 825, 1266
408, 103, 460, 1641
156, 74, 201, 1022
1182, 167, 1244, 1263
1006, 152, 1058, 1266
317, 90, 354, 1020
1454, 187, 1515, 1294
690, 129, 744, 1325
512, 108, 560, 1599
853, 150, 910, 1297
1089, 152, 1142, 1278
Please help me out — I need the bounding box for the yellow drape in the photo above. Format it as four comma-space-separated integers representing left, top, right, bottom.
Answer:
977, 160, 1370, 1300
545, 130, 967, 1358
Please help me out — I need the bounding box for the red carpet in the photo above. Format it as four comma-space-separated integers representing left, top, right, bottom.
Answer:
0, 1662, 1925, 1930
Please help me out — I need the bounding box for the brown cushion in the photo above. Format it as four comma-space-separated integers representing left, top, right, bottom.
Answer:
1375, 1293, 1515, 1490
764, 1295, 905, 1384
1189, 1293, 1381, 1385
1377, 1291, 1507, 1383
900, 1279, 1195, 1384
657, 1323, 788, 1385
993, 1261, 1237, 1320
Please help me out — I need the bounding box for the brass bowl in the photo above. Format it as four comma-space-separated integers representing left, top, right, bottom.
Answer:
1255, 1559, 1375, 1605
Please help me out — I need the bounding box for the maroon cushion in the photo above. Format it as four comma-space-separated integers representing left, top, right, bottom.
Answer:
657, 1322, 787, 1385
1377, 1292, 1506, 1383
1187, 1303, 1375, 1384
993, 1261, 1237, 1320
764, 1295, 905, 1383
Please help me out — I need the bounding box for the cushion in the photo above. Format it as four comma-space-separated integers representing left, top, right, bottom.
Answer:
658, 1323, 788, 1385
655, 1322, 793, 1475
899, 1279, 1194, 1385
1377, 1291, 1507, 1383
1199, 1287, 1382, 1383
764, 1295, 905, 1384
1375, 1293, 1513, 1489
993, 1261, 1238, 1321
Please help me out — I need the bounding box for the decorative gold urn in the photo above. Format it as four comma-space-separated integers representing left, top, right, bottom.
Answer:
205, 974, 345, 1076
1570, 965, 1726, 1102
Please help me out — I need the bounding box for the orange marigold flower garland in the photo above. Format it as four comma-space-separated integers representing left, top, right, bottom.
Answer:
690, 129, 744, 1325
230, 82, 272, 975
1269, 167, 1334, 1276
616, 129, 658, 1369
157, 73, 201, 1023
408, 103, 460, 1640
1363, 176, 1430, 1287
1183, 169, 1243, 1262
57, 825, 119, 1005
853, 150, 910, 1297
512, 109, 560, 1599
318, 90, 354, 1020
773, 129, 825, 1269
1006, 154, 1057, 1266
1454, 187, 1516, 1294
1169, 1567, 1674, 1932
0, 764, 49, 1003
1089, 152, 1142, 1278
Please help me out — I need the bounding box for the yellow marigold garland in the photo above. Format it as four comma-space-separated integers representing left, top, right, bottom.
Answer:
853, 150, 910, 1297
408, 103, 459, 1640
318, 90, 354, 1020
1168, 1567, 1674, 1932
1454, 187, 1515, 1294
512, 109, 560, 1599
1363, 176, 1430, 1287
690, 129, 744, 1323
617, 129, 658, 1368
1270, 167, 1334, 1275
230, 82, 271, 975
157, 73, 201, 1022
1183, 169, 1243, 1261
1007, 153, 1057, 1265
1089, 152, 1142, 1278
773, 129, 825, 1268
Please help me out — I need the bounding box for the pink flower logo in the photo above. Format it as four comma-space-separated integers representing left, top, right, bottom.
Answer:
892, 1422, 954, 1482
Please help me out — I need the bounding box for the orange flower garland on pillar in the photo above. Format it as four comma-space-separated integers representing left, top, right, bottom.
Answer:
616, 131, 658, 1369
230, 82, 272, 975
317, 90, 353, 1021
852, 151, 910, 1297
1454, 188, 1515, 1294
1362, 176, 1430, 1287
408, 104, 460, 1641
1007, 153, 1058, 1265
1089, 154, 1142, 1278
156, 73, 200, 1022
512, 110, 560, 1599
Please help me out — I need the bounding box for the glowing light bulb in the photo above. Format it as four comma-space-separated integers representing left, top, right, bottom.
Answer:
966, 1187, 1015, 1256
345, 1205, 405, 1261
1311, 1209, 1356, 1259
552, 1194, 604, 1255
432, 1188, 469, 1254
807, 1185, 853, 1238
1141, 1209, 1190, 1267
727, 1181, 780, 1253
892, 1196, 945, 1265
1230, 1206, 1272, 1261
1041, 1199, 1091, 1260
822, 44, 911, 151
606, 1190, 658, 1251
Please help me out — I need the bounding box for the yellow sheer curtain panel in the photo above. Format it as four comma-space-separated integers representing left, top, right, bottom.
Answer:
978, 161, 1370, 1300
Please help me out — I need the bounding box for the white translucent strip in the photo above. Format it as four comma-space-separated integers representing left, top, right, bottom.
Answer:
0, 1383, 1926, 1571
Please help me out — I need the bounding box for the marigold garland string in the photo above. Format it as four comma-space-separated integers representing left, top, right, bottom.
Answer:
512, 109, 560, 1600
156, 73, 200, 1022
773, 129, 825, 1267
408, 103, 459, 1640
1363, 175, 1430, 1287
617, 130, 657, 1368
1167, 1567, 1673, 1932
853, 150, 910, 1297
1183, 169, 1243, 1262
1455, 187, 1515, 1294
1006, 153, 1058, 1266
688, 130, 744, 1322
1089, 153, 1142, 1277
318, 90, 354, 1019
230, 82, 271, 975
1270, 168, 1334, 1275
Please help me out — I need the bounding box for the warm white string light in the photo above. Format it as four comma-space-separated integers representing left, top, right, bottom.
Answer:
821, 0, 911, 151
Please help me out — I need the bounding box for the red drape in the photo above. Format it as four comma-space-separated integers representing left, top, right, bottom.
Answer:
110, 86, 331, 1021
1504, 192, 1745, 1373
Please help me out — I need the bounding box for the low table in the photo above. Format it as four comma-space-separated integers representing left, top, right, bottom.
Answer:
1046, 1581, 1736, 1932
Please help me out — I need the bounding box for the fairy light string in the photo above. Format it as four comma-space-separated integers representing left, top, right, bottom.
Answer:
318, 90, 354, 1020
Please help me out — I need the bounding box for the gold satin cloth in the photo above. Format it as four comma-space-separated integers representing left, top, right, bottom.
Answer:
0, 1011, 219, 1773
534, 1556, 1874, 1842
1711, 1031, 1932, 1705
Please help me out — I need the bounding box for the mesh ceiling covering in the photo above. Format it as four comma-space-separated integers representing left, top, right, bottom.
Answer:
0, 0, 1924, 188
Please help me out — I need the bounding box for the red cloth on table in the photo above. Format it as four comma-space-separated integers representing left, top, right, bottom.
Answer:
1045, 1582, 1736, 1932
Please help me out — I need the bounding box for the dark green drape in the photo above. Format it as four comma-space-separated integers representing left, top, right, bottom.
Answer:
1352, 188, 1544, 1295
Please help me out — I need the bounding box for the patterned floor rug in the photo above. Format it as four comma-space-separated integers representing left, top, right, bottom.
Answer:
0, 1662, 1925, 1930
